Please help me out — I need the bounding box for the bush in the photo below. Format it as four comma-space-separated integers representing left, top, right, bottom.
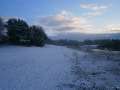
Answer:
98, 39, 120, 51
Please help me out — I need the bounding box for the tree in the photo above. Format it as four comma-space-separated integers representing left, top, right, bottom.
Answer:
29, 25, 47, 46
6, 18, 29, 43
6, 18, 48, 46
0, 17, 6, 43
0, 18, 4, 38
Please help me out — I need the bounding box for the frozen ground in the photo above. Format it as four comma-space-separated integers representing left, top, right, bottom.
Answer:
66, 49, 120, 90
0, 45, 120, 90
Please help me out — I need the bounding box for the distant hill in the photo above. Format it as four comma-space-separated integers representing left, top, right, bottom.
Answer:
49, 33, 120, 41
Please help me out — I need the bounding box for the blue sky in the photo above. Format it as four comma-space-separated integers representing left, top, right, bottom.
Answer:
0, 0, 120, 35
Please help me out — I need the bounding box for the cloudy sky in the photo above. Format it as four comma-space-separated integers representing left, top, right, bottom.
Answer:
0, 0, 120, 37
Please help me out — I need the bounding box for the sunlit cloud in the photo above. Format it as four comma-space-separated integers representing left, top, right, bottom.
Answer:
36, 9, 120, 36
105, 24, 120, 33
37, 10, 94, 36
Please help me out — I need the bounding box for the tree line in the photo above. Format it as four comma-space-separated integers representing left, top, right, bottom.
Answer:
0, 17, 48, 46
0, 17, 120, 50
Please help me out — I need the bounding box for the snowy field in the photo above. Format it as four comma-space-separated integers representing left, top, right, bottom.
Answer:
0, 45, 120, 90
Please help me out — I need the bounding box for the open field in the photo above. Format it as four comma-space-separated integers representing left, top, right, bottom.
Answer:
0, 45, 120, 90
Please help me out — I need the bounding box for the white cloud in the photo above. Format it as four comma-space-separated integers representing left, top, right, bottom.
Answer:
80, 3, 109, 17
36, 10, 120, 38
80, 3, 108, 11
86, 11, 103, 17
37, 10, 94, 36
104, 24, 120, 33
1, 16, 26, 22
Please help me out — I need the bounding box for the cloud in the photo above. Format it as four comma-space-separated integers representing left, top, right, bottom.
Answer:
86, 11, 103, 17
36, 10, 119, 38
1, 16, 26, 22
80, 3, 108, 11
37, 10, 94, 36
105, 24, 120, 33
80, 3, 109, 17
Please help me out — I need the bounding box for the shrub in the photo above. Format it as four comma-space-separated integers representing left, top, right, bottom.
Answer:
98, 39, 120, 51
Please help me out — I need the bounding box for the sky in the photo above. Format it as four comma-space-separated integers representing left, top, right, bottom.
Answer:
0, 0, 120, 37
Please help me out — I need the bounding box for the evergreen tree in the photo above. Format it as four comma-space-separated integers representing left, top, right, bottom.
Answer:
6, 18, 29, 43
29, 25, 47, 46
0, 18, 4, 38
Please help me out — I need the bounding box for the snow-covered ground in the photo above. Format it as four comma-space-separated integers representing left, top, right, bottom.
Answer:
0, 45, 120, 90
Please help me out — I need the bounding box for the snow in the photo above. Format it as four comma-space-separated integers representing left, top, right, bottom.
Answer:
69, 50, 120, 89
0, 45, 73, 90
0, 45, 120, 90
